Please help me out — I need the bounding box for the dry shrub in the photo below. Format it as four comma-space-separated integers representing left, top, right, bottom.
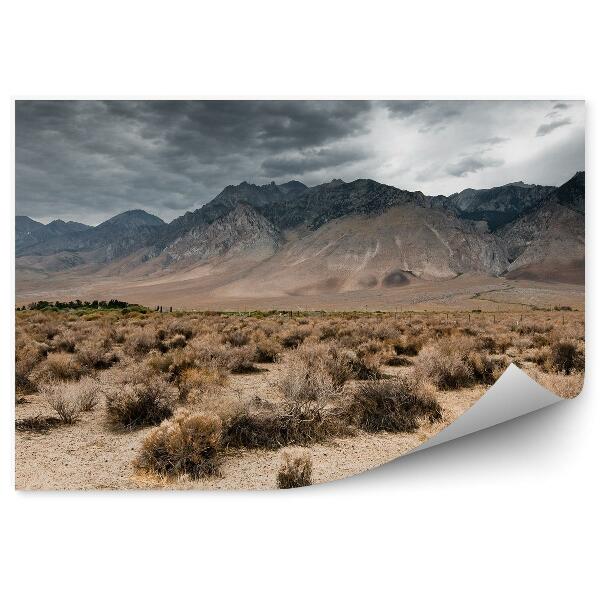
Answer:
392, 336, 422, 356
226, 346, 258, 373
253, 332, 282, 362
415, 338, 506, 389
222, 330, 250, 347
177, 367, 227, 402
77, 341, 119, 370
165, 319, 194, 340
295, 342, 379, 387
548, 341, 584, 375
223, 363, 346, 450
41, 382, 82, 424
166, 334, 187, 349
16, 338, 50, 393
136, 409, 222, 478
415, 343, 473, 389
35, 352, 85, 382
346, 377, 442, 432
466, 350, 507, 385
277, 450, 313, 489
124, 328, 157, 356
76, 377, 102, 411
386, 356, 413, 366
51, 333, 77, 353
280, 326, 311, 349
104, 365, 178, 429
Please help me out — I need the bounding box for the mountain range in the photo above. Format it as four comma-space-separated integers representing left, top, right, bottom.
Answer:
16, 171, 585, 300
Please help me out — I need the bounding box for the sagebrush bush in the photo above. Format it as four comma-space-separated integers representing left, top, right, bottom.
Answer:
392, 336, 422, 356
548, 341, 584, 374
226, 346, 258, 373
124, 328, 157, 355
177, 367, 227, 402
415, 343, 473, 389
77, 341, 119, 370
35, 352, 85, 382
253, 333, 282, 362
76, 377, 102, 411
136, 410, 222, 478
346, 377, 442, 432
41, 382, 82, 424
224, 360, 344, 448
280, 326, 311, 349
222, 330, 250, 347
104, 366, 178, 429
277, 450, 313, 489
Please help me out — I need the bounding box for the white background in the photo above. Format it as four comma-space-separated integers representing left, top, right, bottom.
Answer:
1, 1, 597, 598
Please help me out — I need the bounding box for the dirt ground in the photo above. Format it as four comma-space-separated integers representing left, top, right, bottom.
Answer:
16, 271, 585, 313
15, 364, 483, 490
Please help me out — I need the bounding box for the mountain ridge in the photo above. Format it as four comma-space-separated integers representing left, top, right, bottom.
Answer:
16, 172, 585, 289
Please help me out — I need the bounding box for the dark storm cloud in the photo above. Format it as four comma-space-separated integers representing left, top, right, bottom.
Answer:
261, 147, 368, 177
15, 100, 585, 224
385, 100, 464, 131
15, 100, 373, 224
445, 154, 504, 177
536, 118, 572, 137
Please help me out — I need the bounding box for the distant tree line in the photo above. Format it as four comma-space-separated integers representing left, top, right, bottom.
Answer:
16, 299, 150, 312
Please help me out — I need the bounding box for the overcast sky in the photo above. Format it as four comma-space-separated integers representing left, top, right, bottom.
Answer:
16, 100, 585, 225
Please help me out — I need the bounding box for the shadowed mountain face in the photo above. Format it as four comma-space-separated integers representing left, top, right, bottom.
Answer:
16, 216, 91, 253
424, 182, 556, 231
17, 209, 165, 262
16, 173, 585, 292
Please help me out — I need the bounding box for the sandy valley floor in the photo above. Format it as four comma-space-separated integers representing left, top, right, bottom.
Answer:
15, 363, 484, 490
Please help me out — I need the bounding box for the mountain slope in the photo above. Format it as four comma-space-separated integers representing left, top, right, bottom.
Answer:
162, 203, 281, 265
211, 203, 508, 298
497, 172, 584, 283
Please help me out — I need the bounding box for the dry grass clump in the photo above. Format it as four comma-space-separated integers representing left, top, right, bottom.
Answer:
415, 343, 472, 389
166, 333, 187, 349
103, 365, 178, 429
294, 342, 380, 387
177, 367, 228, 402
50, 332, 77, 353
527, 370, 584, 399
277, 450, 313, 489
415, 338, 506, 390
136, 409, 222, 478
124, 328, 158, 355
346, 377, 442, 433
40, 379, 99, 424
35, 352, 85, 382
75, 377, 102, 411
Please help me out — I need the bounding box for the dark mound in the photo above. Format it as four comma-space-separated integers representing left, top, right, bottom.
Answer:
382, 269, 411, 287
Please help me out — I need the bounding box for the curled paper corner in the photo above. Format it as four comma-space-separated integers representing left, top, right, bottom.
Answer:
410, 364, 567, 455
